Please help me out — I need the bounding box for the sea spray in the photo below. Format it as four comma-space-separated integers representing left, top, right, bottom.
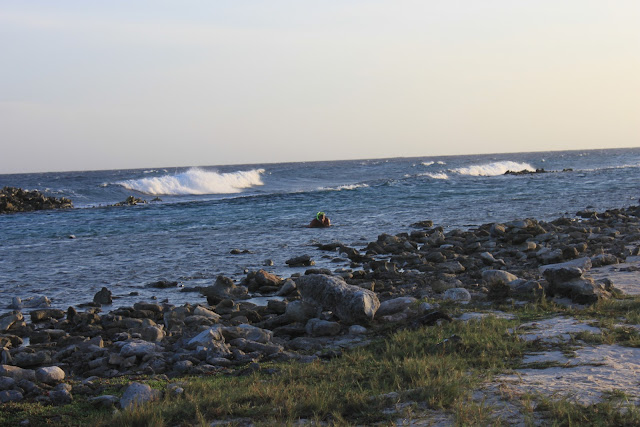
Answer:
118, 168, 265, 195
451, 161, 535, 177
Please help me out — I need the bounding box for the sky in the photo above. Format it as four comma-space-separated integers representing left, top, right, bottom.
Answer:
0, 1, 638, 173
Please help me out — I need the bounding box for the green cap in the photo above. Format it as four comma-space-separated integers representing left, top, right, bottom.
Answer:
316, 211, 325, 220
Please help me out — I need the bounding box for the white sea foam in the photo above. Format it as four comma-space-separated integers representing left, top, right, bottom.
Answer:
421, 161, 435, 167
421, 172, 449, 180
118, 168, 265, 195
322, 183, 369, 191
451, 161, 535, 177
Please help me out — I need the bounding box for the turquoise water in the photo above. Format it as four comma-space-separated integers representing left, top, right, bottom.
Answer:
1, 148, 639, 312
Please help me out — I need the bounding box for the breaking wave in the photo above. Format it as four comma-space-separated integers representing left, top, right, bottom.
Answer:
421, 172, 449, 180
118, 168, 265, 195
451, 161, 535, 177
321, 183, 369, 191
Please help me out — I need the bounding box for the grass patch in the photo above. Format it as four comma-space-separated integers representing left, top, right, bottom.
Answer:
97, 316, 530, 426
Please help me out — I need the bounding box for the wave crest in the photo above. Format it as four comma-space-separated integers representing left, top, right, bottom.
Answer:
451, 161, 535, 177
118, 168, 265, 195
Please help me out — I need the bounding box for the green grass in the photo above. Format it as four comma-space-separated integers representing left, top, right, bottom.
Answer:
6, 296, 640, 426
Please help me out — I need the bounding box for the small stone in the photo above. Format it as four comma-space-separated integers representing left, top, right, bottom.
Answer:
442, 288, 472, 304
120, 382, 161, 409
49, 389, 73, 405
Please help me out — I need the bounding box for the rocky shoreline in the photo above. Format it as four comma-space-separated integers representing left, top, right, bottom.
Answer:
1, 204, 639, 411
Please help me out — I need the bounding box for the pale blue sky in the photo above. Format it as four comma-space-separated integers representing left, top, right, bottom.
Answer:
1, 1, 638, 173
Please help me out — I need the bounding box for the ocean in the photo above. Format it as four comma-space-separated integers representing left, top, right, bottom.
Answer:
1, 148, 639, 314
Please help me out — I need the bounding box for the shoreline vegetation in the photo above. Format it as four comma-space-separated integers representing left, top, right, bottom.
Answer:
1, 194, 640, 425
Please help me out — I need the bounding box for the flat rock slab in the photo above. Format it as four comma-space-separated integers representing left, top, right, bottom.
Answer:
497, 345, 640, 405
514, 317, 601, 343
457, 311, 516, 322
590, 256, 640, 296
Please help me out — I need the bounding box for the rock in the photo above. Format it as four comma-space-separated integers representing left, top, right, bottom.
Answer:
192, 306, 221, 322
90, 395, 119, 409
0, 377, 16, 391
295, 274, 380, 324
93, 287, 112, 305
29, 309, 65, 323
0, 311, 23, 332
14, 351, 51, 368
120, 341, 160, 358
22, 296, 51, 308
229, 338, 283, 355
141, 326, 166, 342
255, 270, 283, 287
201, 276, 248, 304
591, 254, 619, 267
543, 267, 584, 285
557, 277, 614, 303
286, 255, 315, 267
173, 360, 193, 373
442, 288, 472, 304
284, 301, 319, 323
511, 280, 545, 297
222, 325, 272, 344
187, 326, 231, 356
348, 325, 368, 335
276, 279, 297, 296
49, 388, 73, 405
377, 297, 417, 316
539, 257, 592, 274
120, 382, 161, 409
0, 187, 73, 214
537, 248, 564, 264
35, 366, 65, 385
440, 261, 465, 274
481, 270, 519, 286
145, 280, 178, 289
0, 365, 36, 382
0, 390, 23, 403
305, 319, 341, 337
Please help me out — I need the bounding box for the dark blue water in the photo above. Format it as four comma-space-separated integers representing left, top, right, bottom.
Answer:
1, 148, 639, 313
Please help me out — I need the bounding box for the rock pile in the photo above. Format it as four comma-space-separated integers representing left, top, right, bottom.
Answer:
0, 187, 73, 214
1, 204, 639, 411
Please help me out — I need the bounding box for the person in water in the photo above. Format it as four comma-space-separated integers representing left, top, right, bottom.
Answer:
309, 211, 331, 228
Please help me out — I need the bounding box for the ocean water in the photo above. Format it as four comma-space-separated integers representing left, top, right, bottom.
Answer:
1, 148, 639, 314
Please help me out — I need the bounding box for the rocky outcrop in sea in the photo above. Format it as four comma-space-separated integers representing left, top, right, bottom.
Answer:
0, 187, 73, 214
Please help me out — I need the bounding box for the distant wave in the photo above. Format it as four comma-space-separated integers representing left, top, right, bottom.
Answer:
321, 183, 369, 191
421, 161, 435, 167
117, 168, 265, 195
420, 172, 449, 180
451, 161, 535, 177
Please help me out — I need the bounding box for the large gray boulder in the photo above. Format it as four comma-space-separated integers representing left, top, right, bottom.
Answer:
35, 366, 65, 385
295, 275, 380, 324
